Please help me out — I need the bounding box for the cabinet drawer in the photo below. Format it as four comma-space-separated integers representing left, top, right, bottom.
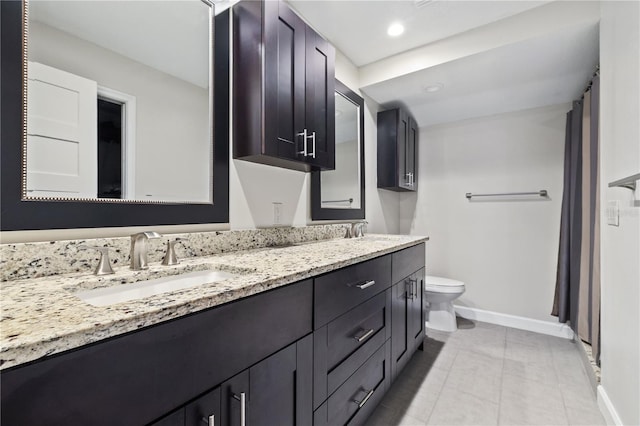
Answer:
391, 243, 425, 284
313, 289, 391, 409
313, 340, 391, 426
315, 254, 391, 328
327, 291, 388, 371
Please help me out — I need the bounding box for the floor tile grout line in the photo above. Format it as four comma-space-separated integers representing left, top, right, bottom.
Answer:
496, 328, 507, 426
423, 344, 461, 425
551, 338, 593, 425
366, 321, 602, 426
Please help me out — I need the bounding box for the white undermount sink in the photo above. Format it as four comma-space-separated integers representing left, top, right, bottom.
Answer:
75, 270, 238, 307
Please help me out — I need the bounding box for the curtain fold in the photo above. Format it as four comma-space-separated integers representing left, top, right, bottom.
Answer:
552, 75, 600, 363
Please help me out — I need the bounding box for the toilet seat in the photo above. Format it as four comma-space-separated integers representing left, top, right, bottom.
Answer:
424, 276, 465, 294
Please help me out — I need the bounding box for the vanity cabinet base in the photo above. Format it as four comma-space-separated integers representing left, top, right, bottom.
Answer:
0, 243, 426, 426
0, 281, 312, 426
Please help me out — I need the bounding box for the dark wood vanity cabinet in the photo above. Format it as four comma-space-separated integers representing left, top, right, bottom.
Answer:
313, 256, 393, 426
303, 25, 335, 170
0, 281, 313, 426
233, 0, 335, 172
377, 108, 419, 192
1, 243, 426, 426
153, 335, 312, 426
391, 245, 426, 381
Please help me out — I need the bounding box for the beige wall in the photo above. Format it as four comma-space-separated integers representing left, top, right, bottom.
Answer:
399, 103, 569, 322
598, 1, 640, 424
3, 25, 401, 243
231, 47, 401, 234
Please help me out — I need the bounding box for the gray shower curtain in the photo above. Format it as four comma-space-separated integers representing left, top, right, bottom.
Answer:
552, 75, 600, 363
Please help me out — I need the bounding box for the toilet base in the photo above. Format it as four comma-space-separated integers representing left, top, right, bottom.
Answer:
426, 301, 458, 332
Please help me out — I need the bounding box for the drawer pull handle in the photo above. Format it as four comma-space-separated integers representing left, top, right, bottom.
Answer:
201, 414, 215, 426
233, 393, 246, 426
406, 278, 418, 299
354, 328, 375, 342
355, 280, 376, 290
354, 389, 375, 408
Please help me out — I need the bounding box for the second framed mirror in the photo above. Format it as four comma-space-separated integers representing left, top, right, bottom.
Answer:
311, 79, 365, 221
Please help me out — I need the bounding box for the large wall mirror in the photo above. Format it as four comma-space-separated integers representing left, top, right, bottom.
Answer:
311, 79, 365, 221
0, 1, 229, 230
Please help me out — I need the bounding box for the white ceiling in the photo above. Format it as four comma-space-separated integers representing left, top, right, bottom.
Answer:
289, 0, 550, 67
29, 1, 211, 88
290, 0, 600, 127
363, 23, 600, 126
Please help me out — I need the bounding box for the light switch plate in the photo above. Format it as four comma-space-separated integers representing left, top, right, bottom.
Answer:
273, 202, 283, 225
606, 200, 619, 226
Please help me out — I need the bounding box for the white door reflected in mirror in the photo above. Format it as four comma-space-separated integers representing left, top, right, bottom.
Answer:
25, 0, 213, 203
320, 92, 361, 209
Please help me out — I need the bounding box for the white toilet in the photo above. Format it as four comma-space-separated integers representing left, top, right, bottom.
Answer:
424, 276, 466, 332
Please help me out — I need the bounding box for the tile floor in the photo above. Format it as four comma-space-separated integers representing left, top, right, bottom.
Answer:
365, 319, 605, 426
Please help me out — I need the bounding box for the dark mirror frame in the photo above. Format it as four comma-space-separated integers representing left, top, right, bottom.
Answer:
0, 1, 230, 231
311, 79, 365, 221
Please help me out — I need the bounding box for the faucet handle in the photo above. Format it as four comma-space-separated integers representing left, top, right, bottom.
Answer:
162, 238, 187, 266
345, 225, 353, 239
78, 245, 115, 275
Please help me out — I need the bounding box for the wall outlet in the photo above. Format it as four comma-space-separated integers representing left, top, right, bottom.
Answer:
606, 200, 619, 226
273, 202, 283, 225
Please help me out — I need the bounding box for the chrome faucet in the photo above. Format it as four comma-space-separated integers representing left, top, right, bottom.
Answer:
345, 221, 368, 238
354, 221, 367, 238
130, 231, 162, 270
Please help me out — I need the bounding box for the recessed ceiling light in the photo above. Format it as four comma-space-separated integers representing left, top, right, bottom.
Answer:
422, 83, 444, 93
387, 22, 405, 37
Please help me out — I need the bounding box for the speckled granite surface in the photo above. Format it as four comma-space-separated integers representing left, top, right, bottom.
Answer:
0, 225, 346, 282
0, 233, 427, 370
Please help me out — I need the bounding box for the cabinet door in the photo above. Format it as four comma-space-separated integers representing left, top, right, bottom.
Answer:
390, 278, 410, 381
396, 109, 411, 190
406, 117, 418, 191
304, 25, 335, 170
151, 408, 185, 426
186, 387, 220, 426
220, 336, 312, 426
408, 269, 425, 354
263, 0, 306, 162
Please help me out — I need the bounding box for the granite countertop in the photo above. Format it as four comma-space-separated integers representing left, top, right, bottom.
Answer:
0, 234, 427, 370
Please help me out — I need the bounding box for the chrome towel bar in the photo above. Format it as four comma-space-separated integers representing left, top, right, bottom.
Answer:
321, 198, 354, 204
466, 190, 548, 199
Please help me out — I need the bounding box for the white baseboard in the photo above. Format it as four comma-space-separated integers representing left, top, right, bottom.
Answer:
597, 385, 623, 425
453, 305, 575, 339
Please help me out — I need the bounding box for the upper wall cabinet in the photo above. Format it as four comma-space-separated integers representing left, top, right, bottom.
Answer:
233, 0, 335, 172
377, 108, 419, 192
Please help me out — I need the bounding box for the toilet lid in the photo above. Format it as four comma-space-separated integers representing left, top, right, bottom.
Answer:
424, 276, 465, 288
